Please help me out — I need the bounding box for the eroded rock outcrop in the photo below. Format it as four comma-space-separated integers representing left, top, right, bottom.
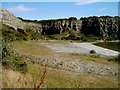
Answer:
81, 18, 119, 38
0, 8, 24, 29
0, 8, 42, 33
24, 22, 42, 33
41, 19, 82, 35
41, 17, 119, 38
0, 8, 119, 39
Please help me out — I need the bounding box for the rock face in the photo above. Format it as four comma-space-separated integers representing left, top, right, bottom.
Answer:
81, 18, 119, 38
41, 19, 82, 35
0, 8, 119, 39
24, 22, 42, 33
0, 8, 42, 33
0, 8, 24, 29
41, 18, 119, 38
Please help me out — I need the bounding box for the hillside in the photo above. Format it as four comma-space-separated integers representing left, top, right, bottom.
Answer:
1, 8, 119, 88
0, 8, 42, 33
0, 8, 120, 40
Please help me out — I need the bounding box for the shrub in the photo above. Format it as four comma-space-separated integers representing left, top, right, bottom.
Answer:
2, 40, 27, 73
69, 17, 77, 21
90, 50, 96, 54
2, 23, 42, 41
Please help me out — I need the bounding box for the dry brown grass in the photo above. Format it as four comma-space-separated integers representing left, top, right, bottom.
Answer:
34, 65, 47, 88
0, 64, 2, 89
2, 63, 118, 88
2, 40, 118, 88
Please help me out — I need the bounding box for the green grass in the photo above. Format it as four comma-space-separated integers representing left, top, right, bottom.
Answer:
2, 40, 118, 88
11, 41, 53, 56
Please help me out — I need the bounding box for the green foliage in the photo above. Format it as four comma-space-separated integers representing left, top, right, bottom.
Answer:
1, 23, 29, 73
2, 41, 27, 73
2, 41, 12, 58
80, 16, 119, 20
18, 17, 39, 24
2, 24, 43, 42
2, 24, 28, 41
47, 35, 56, 39
2, 24, 19, 41
99, 16, 113, 18
104, 37, 118, 41
90, 55, 100, 58
18, 16, 119, 25
96, 37, 118, 41
69, 17, 77, 21
90, 50, 96, 54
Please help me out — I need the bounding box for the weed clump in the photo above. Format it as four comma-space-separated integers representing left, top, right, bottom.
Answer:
34, 66, 47, 88
90, 50, 96, 54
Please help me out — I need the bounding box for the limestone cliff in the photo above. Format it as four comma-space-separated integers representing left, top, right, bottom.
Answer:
0, 8, 24, 29
1, 8, 119, 39
81, 18, 119, 38
41, 19, 82, 35
0, 8, 42, 33
41, 17, 119, 38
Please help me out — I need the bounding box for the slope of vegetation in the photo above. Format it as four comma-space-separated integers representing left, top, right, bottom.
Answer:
2, 40, 118, 88
2, 23, 46, 42
2, 40, 27, 73
1, 16, 119, 88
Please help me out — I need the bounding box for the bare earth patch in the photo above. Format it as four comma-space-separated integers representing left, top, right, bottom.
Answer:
3, 40, 118, 88
34, 41, 119, 57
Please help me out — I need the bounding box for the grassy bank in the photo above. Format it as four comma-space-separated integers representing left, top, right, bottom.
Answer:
1, 39, 118, 88
2, 62, 118, 88
1, 17, 119, 88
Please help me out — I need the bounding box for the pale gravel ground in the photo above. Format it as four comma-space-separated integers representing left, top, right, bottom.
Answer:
31, 42, 119, 78
36, 42, 119, 57
26, 54, 118, 79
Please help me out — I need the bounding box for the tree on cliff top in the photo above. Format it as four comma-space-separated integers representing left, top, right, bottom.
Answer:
69, 17, 77, 21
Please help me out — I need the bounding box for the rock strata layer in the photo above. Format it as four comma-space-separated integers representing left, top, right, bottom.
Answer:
0, 8, 119, 38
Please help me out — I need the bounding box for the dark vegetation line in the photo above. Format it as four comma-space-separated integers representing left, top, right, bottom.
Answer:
18, 16, 120, 24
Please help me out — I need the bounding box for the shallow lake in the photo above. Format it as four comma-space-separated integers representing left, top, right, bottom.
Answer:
94, 42, 120, 52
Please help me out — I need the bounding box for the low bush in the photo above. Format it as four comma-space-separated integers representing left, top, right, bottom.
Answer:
2, 40, 27, 73
90, 50, 96, 54
2, 24, 43, 42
